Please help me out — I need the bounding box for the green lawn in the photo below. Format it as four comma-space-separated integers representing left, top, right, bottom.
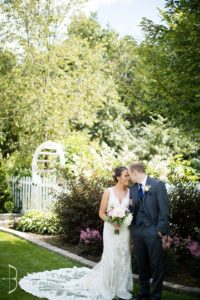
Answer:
0, 231, 199, 300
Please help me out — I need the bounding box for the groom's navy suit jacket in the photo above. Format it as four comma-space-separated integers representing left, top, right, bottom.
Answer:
130, 176, 170, 235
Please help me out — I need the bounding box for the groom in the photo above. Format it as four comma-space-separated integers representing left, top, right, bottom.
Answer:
129, 161, 170, 300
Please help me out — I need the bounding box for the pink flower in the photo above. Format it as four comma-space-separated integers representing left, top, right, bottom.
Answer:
186, 240, 200, 258
80, 228, 102, 245
170, 235, 200, 258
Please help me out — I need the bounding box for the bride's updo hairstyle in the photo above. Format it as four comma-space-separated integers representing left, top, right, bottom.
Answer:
113, 166, 127, 183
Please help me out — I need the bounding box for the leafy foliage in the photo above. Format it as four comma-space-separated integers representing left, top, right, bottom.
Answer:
53, 174, 113, 243
0, 157, 13, 212
14, 210, 62, 234
4, 201, 14, 213
139, 0, 200, 138
169, 183, 200, 239
167, 155, 199, 184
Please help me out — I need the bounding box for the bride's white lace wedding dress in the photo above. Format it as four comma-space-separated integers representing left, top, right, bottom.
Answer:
19, 187, 133, 300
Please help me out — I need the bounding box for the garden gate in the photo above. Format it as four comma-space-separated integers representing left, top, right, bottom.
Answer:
10, 141, 65, 212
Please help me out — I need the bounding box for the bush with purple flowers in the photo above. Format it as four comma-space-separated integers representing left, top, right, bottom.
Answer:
169, 182, 200, 239
167, 182, 200, 279
171, 235, 200, 259
80, 227, 103, 255
186, 238, 200, 258
163, 235, 200, 278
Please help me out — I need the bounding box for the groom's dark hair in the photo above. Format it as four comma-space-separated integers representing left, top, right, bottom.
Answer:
129, 161, 146, 173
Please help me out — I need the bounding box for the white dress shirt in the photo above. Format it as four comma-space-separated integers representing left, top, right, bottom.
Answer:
138, 175, 148, 193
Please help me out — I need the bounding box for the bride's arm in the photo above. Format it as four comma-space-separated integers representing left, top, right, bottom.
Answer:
99, 189, 110, 222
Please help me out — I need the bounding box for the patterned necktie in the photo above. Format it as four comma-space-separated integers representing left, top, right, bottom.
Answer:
138, 183, 144, 200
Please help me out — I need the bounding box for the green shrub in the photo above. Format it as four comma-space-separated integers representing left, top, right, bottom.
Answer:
4, 200, 14, 213
0, 157, 13, 212
169, 182, 200, 238
14, 210, 62, 235
53, 173, 113, 243
167, 155, 199, 184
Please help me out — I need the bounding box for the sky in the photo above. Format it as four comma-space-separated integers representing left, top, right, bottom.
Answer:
83, 0, 166, 41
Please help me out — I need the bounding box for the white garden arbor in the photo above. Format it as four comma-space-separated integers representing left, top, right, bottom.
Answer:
31, 141, 65, 210
32, 141, 65, 182
10, 141, 66, 212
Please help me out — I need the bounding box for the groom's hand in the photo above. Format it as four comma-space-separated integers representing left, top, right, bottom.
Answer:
158, 231, 162, 238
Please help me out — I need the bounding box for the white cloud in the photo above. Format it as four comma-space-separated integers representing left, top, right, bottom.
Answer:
84, 0, 131, 13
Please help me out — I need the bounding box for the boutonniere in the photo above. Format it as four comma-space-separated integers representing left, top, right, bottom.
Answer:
144, 185, 151, 192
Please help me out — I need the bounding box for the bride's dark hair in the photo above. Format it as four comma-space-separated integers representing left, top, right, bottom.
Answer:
113, 166, 127, 183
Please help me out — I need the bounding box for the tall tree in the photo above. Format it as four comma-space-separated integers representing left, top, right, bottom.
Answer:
0, 8, 125, 163
137, 0, 200, 138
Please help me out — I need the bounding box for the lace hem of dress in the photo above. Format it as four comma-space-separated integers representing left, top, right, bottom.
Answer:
19, 266, 133, 300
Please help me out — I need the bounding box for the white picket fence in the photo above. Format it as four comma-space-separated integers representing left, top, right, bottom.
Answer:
9, 176, 65, 212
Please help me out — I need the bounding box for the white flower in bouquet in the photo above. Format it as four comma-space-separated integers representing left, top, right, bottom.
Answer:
124, 213, 133, 227
107, 206, 126, 218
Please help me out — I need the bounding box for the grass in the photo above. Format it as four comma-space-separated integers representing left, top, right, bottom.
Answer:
0, 231, 199, 300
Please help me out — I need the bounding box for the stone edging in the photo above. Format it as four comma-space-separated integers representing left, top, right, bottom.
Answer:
0, 227, 200, 296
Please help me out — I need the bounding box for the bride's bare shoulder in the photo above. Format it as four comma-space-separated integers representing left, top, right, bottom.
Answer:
103, 186, 114, 196
100, 187, 111, 203
105, 186, 115, 192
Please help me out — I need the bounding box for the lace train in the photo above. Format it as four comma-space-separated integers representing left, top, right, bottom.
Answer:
19, 263, 133, 300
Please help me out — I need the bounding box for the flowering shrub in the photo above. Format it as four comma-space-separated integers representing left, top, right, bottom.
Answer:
80, 228, 102, 243
80, 228, 102, 255
166, 181, 200, 278
131, 234, 200, 278
172, 235, 200, 259
171, 236, 200, 278
169, 182, 200, 239
186, 238, 200, 258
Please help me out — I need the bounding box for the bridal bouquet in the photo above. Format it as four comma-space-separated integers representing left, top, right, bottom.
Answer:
106, 206, 133, 234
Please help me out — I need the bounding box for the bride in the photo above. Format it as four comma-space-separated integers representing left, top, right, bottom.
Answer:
19, 166, 133, 300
